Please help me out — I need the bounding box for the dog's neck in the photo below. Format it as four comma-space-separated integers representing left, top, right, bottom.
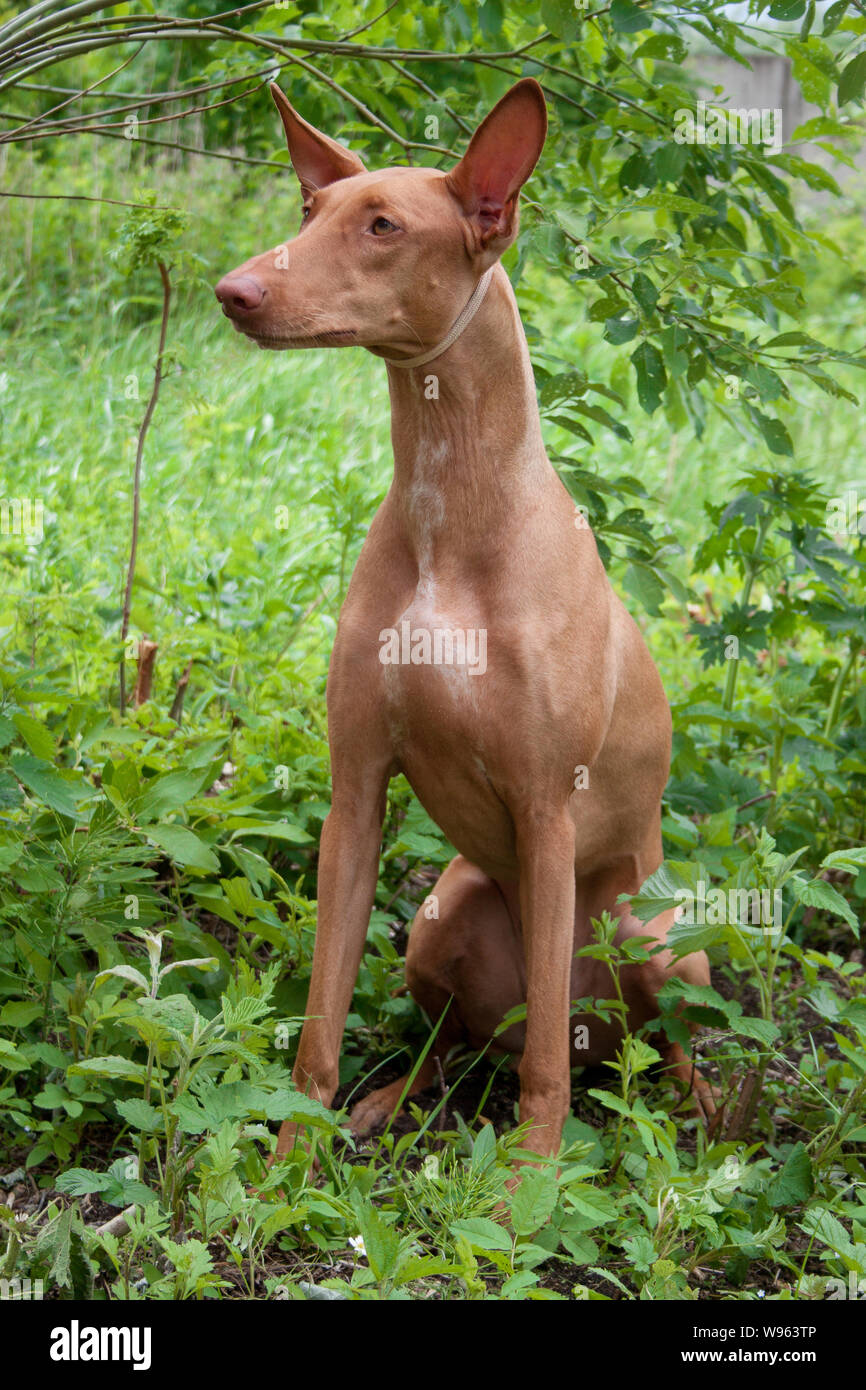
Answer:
384, 265, 550, 571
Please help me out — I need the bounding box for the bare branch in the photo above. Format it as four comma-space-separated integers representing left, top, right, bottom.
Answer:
0, 188, 182, 207
120, 260, 172, 718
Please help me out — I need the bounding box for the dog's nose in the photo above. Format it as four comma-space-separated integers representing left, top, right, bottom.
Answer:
214, 274, 265, 314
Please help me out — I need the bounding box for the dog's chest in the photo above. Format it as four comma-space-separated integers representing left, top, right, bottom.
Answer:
380, 571, 489, 739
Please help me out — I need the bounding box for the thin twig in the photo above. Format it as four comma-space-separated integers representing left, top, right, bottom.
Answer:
339, 0, 403, 42
169, 659, 193, 725
0, 188, 181, 207
5, 40, 142, 138
120, 259, 171, 717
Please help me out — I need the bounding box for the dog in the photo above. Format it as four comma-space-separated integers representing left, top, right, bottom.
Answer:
216, 77, 715, 1160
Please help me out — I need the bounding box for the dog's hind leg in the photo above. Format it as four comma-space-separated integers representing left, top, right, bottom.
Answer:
348, 855, 523, 1136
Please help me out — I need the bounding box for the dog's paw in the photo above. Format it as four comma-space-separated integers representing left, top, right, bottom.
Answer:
348, 1080, 407, 1137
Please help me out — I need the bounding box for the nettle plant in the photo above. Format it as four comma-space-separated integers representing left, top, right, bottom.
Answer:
628, 831, 866, 1144
665, 467, 865, 843
53, 944, 335, 1234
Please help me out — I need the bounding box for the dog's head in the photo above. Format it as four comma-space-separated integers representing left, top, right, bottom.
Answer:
215, 79, 546, 361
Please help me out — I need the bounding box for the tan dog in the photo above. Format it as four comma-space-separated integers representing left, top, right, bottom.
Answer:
216, 78, 714, 1160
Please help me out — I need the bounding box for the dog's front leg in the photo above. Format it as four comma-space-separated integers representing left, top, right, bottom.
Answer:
275, 778, 388, 1158
515, 812, 576, 1159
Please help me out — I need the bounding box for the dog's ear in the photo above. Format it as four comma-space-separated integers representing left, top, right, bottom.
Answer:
445, 78, 547, 256
270, 85, 367, 196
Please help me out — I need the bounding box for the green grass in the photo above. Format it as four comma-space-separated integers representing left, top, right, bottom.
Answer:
1, 146, 866, 1302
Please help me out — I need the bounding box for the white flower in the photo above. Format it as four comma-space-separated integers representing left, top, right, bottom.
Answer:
348, 1234, 367, 1259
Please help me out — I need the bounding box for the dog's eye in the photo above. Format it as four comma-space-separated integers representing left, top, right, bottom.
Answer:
300, 206, 311, 225
370, 216, 397, 236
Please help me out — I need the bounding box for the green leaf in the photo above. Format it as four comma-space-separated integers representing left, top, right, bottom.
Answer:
540, 0, 581, 40
159, 956, 218, 981
34, 1083, 69, 1109
792, 876, 859, 933
113, 1178, 159, 1208
146, 824, 220, 872
623, 562, 665, 615
619, 152, 653, 191
450, 1217, 512, 1252
632, 271, 658, 316
263, 1089, 336, 1127
654, 143, 690, 184
0, 1000, 42, 1027
228, 819, 312, 844
94, 964, 149, 993
501, 1270, 539, 1296
623, 1232, 658, 1272
744, 405, 794, 457
478, 0, 504, 39
823, 0, 850, 35
610, 0, 652, 32
137, 768, 210, 822
798, 1206, 859, 1263
822, 847, 866, 873
470, 1121, 497, 1174
220, 875, 260, 918
115, 1098, 162, 1132
634, 33, 687, 63
11, 711, 55, 760
565, 1184, 619, 1227
10, 755, 79, 818
744, 362, 785, 404
732, 1015, 780, 1046
42, 1206, 93, 1297
170, 1083, 259, 1134
138, 993, 201, 1036
394, 1255, 456, 1284
768, 1142, 814, 1207
630, 341, 666, 415
838, 50, 866, 105
510, 1168, 559, 1236
56, 1167, 115, 1196
560, 1229, 600, 1264
604, 317, 639, 345
67, 1055, 149, 1083
355, 1202, 401, 1282
627, 859, 701, 922
631, 191, 710, 216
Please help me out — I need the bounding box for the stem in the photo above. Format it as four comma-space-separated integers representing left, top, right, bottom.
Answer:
721, 512, 772, 727
119, 258, 170, 715
824, 640, 857, 740
41, 878, 73, 1050
731, 922, 770, 1019
811, 1070, 866, 1170
140, 1042, 155, 1181
2, 1229, 20, 1278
